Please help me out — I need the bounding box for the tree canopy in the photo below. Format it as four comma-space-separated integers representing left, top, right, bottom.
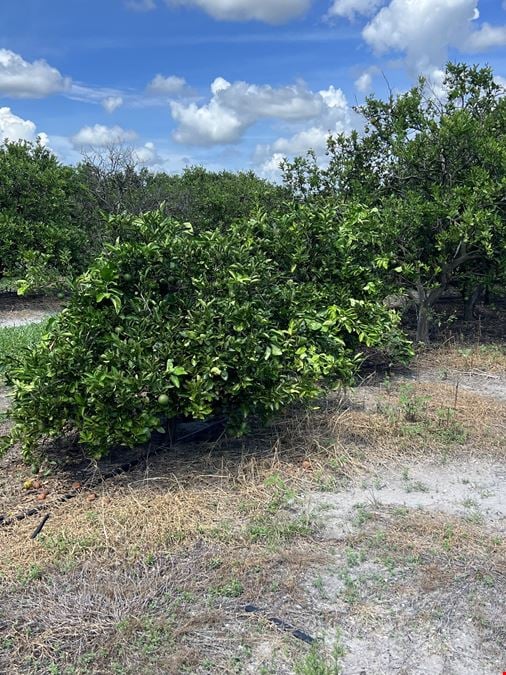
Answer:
3, 205, 409, 461
283, 63, 506, 342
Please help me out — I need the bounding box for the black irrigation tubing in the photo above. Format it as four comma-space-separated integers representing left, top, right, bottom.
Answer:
30, 513, 50, 539
0, 417, 227, 531
244, 604, 315, 644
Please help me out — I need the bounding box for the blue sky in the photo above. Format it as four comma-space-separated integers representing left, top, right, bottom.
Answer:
0, 0, 504, 177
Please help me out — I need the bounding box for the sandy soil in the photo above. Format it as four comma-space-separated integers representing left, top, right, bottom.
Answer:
0, 296, 61, 328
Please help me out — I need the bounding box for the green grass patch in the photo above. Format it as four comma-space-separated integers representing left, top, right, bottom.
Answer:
0, 320, 49, 372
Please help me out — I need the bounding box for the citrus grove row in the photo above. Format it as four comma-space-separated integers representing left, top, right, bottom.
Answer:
1, 63, 504, 463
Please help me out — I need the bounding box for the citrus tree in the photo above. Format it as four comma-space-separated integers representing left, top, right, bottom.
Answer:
283, 63, 506, 342
0, 141, 90, 290
3, 204, 409, 462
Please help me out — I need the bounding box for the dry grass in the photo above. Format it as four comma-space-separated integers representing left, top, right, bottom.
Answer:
353, 507, 506, 574
1, 539, 323, 674
0, 400, 345, 579
1, 342, 505, 673
337, 379, 506, 457
415, 341, 506, 375
1, 375, 504, 578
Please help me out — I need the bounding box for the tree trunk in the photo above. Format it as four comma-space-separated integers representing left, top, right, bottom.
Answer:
414, 280, 445, 344
416, 302, 431, 344
463, 284, 483, 322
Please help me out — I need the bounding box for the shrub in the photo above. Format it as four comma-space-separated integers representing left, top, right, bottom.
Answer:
3, 205, 410, 462
0, 214, 87, 292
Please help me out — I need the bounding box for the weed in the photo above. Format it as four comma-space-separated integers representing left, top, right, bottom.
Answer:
39, 532, 98, 559
340, 570, 359, 604
313, 575, 328, 598
259, 665, 278, 675
398, 384, 430, 422
201, 658, 216, 670
247, 514, 312, 545
211, 578, 244, 598
16, 563, 43, 585
405, 480, 430, 493
464, 511, 484, 525
207, 521, 234, 542
265, 473, 296, 512
294, 633, 345, 675
144, 552, 156, 566
344, 548, 363, 567
376, 383, 469, 446
1, 637, 14, 650
352, 504, 372, 527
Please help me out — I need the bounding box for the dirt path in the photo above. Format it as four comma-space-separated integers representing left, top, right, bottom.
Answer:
310, 457, 506, 536
294, 367, 506, 675
411, 368, 506, 402
0, 296, 61, 328
299, 455, 505, 674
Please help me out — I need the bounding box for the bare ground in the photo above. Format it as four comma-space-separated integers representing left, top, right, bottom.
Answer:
0, 343, 505, 675
0, 295, 61, 329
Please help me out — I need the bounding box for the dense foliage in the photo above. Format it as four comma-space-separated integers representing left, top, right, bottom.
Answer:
3, 206, 409, 461
0, 142, 88, 290
283, 63, 506, 342
0, 141, 286, 292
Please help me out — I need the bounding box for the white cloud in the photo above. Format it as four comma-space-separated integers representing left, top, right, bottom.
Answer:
259, 152, 285, 181
171, 99, 243, 145
211, 76, 230, 95
271, 126, 332, 156
363, 0, 479, 73
66, 84, 128, 108
464, 22, 506, 51
0, 49, 69, 98
102, 96, 124, 113
328, 0, 383, 20
359, 0, 506, 75
71, 124, 138, 147
355, 71, 373, 93
318, 84, 347, 109
221, 80, 323, 119
132, 141, 162, 165
0, 107, 40, 143
255, 85, 357, 179
170, 77, 326, 145
168, 0, 311, 23
146, 74, 188, 95
354, 65, 379, 93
